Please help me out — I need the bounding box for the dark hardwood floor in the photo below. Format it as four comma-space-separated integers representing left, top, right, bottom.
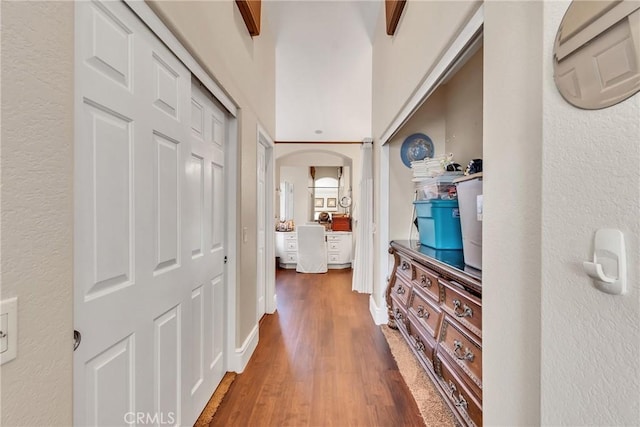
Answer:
210, 268, 425, 427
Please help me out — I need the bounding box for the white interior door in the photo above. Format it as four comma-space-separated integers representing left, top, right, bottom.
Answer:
187, 81, 227, 416
74, 2, 226, 425
257, 142, 266, 319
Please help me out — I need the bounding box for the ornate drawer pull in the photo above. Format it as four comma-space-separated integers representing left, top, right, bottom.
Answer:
416, 305, 429, 319
396, 285, 406, 295
454, 394, 468, 410
452, 299, 473, 318
448, 380, 468, 411
413, 336, 425, 352
448, 380, 457, 394
453, 339, 475, 361
420, 274, 432, 287
394, 308, 403, 320
401, 261, 410, 271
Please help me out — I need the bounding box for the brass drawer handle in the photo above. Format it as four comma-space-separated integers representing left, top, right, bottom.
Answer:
416, 305, 429, 319
448, 380, 468, 411
413, 336, 425, 352
396, 285, 406, 295
420, 274, 432, 287
453, 339, 475, 362
452, 299, 473, 318
394, 308, 403, 321
401, 261, 410, 271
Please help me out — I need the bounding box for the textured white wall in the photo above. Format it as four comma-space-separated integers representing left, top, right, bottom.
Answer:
540, 1, 640, 424
148, 0, 277, 346
0, 2, 74, 425
273, 1, 373, 141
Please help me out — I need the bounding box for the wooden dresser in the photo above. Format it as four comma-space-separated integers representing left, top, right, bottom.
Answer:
386, 240, 482, 427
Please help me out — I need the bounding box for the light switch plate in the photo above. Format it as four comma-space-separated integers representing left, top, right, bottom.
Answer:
0, 314, 8, 353
0, 297, 18, 365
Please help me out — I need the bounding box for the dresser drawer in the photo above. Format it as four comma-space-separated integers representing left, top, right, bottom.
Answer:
439, 315, 482, 397
412, 263, 440, 302
328, 241, 340, 251
435, 353, 482, 427
285, 233, 297, 241
285, 252, 297, 263
407, 317, 436, 369
408, 286, 442, 339
328, 253, 340, 264
326, 234, 342, 241
391, 275, 411, 306
391, 293, 409, 332
397, 254, 413, 281
286, 241, 298, 251
441, 280, 482, 338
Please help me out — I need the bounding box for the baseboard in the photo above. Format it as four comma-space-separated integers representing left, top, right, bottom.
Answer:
228, 323, 259, 373
369, 295, 389, 325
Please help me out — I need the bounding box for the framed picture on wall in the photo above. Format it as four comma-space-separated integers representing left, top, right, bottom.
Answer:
327, 198, 337, 208
315, 198, 324, 208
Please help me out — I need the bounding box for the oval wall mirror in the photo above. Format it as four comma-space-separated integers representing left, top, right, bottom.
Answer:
553, 0, 640, 109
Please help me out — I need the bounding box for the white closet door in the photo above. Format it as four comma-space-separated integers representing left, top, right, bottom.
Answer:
187, 81, 227, 418
74, 2, 226, 425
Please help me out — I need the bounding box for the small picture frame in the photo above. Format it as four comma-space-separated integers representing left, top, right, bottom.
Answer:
314, 198, 324, 208
327, 198, 337, 208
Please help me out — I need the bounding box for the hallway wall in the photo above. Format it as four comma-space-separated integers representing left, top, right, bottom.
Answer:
539, 1, 640, 424
0, 2, 74, 425
483, 2, 542, 424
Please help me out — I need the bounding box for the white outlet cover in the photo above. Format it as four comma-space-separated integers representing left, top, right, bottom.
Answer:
0, 297, 18, 365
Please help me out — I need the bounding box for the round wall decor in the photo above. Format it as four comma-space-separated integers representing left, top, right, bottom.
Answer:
400, 133, 434, 168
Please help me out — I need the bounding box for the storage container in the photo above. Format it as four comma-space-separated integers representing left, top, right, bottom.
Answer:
414, 199, 463, 249
331, 214, 351, 231
415, 172, 463, 200
417, 245, 465, 270
454, 173, 483, 270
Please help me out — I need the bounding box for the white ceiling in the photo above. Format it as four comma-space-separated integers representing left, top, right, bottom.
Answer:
264, 0, 382, 141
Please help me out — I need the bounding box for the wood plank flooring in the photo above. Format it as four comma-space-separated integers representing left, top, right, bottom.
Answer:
209, 269, 425, 427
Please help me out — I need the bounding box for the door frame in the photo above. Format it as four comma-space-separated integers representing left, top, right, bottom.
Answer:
257, 124, 277, 314
115, 0, 241, 388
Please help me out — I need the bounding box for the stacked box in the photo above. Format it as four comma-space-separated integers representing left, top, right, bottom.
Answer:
414, 199, 463, 249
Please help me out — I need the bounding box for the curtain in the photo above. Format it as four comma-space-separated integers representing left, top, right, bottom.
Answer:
352, 140, 373, 293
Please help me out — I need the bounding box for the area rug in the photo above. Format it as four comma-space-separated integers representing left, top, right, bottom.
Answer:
194, 372, 237, 427
381, 325, 456, 427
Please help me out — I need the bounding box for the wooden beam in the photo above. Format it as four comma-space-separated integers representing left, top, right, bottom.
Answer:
236, 0, 261, 36
385, 0, 407, 35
